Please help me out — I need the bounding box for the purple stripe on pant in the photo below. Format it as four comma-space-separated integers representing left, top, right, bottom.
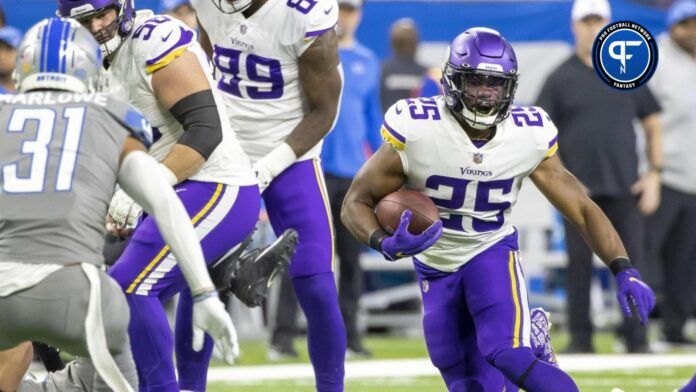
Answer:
108, 180, 260, 392
263, 159, 346, 391
414, 231, 524, 392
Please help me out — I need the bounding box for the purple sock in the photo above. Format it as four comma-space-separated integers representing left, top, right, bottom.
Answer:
175, 289, 214, 392
126, 295, 179, 392
293, 272, 346, 392
439, 359, 519, 392
492, 347, 579, 392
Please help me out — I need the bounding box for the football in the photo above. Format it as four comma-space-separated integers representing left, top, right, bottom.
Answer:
375, 189, 440, 235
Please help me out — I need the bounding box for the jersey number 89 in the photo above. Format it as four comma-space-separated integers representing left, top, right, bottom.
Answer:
213, 45, 284, 100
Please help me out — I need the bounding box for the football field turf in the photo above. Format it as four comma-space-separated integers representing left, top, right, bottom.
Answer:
205, 335, 696, 391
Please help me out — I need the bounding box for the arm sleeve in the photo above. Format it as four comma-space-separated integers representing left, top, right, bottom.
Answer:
633, 85, 661, 119
117, 150, 214, 295
170, 89, 223, 160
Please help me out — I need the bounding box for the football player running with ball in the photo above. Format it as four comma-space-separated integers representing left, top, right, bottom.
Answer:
342, 28, 656, 392
192, 0, 347, 389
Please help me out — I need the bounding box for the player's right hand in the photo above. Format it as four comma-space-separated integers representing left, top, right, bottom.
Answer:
192, 292, 240, 365
108, 188, 142, 235
380, 210, 443, 261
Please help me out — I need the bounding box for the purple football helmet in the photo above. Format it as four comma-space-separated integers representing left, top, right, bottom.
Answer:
56, 0, 135, 56
210, 0, 253, 14
441, 28, 519, 130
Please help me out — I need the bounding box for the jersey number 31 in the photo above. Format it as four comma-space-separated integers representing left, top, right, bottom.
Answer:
1, 107, 85, 194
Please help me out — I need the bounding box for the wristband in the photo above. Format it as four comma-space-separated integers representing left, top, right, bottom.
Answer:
192, 289, 218, 303
262, 143, 297, 177
368, 228, 389, 252
609, 257, 633, 276
159, 163, 178, 186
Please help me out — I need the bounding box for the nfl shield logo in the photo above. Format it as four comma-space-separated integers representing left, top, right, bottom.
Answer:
473, 153, 483, 164
422, 280, 429, 293
240, 24, 247, 35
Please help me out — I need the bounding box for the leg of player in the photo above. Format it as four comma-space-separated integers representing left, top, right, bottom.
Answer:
413, 259, 515, 391
462, 234, 579, 392
1, 265, 137, 392
0, 342, 33, 392
263, 159, 347, 392
108, 182, 260, 391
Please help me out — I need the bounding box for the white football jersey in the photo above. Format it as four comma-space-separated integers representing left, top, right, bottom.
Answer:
191, 0, 339, 162
104, 10, 255, 186
382, 96, 559, 272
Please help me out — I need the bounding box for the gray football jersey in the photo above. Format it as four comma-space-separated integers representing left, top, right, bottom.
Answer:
0, 92, 152, 266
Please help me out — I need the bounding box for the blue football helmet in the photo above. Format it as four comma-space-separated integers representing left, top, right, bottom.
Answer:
15, 18, 103, 93
56, 0, 135, 56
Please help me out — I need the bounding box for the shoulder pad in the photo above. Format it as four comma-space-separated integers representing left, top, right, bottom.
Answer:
510, 106, 558, 157
381, 100, 410, 151
285, 0, 338, 40
104, 97, 154, 148
130, 15, 196, 74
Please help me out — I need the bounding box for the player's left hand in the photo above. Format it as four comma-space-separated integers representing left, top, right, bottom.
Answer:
192, 291, 240, 365
631, 170, 661, 215
251, 161, 273, 194
108, 188, 142, 235
615, 268, 656, 325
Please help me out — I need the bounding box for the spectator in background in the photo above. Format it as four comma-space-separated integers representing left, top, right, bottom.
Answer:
535, 0, 663, 353
159, 0, 197, 30
647, 0, 696, 346
268, 0, 382, 360
323, 0, 382, 357
380, 18, 425, 112
0, 26, 20, 94
0, 0, 6, 27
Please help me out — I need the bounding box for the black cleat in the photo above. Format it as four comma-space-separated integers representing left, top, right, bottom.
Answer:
210, 229, 298, 308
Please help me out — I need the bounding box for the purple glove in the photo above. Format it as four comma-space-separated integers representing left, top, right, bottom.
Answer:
380, 210, 443, 261
615, 268, 656, 325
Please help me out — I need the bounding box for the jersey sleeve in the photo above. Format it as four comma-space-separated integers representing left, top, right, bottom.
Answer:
532, 106, 559, 159
129, 15, 196, 75
292, 0, 338, 56
381, 100, 410, 151
104, 96, 154, 148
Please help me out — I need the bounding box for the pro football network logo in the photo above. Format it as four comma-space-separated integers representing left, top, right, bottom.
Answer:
592, 21, 658, 90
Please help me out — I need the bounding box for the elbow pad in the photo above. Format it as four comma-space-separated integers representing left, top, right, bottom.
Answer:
170, 89, 223, 160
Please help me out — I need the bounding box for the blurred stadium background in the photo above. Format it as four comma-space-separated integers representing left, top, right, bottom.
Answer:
3, 0, 695, 391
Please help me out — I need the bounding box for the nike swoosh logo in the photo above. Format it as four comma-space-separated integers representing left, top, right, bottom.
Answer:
324, 6, 333, 14
395, 106, 403, 114
162, 30, 173, 42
